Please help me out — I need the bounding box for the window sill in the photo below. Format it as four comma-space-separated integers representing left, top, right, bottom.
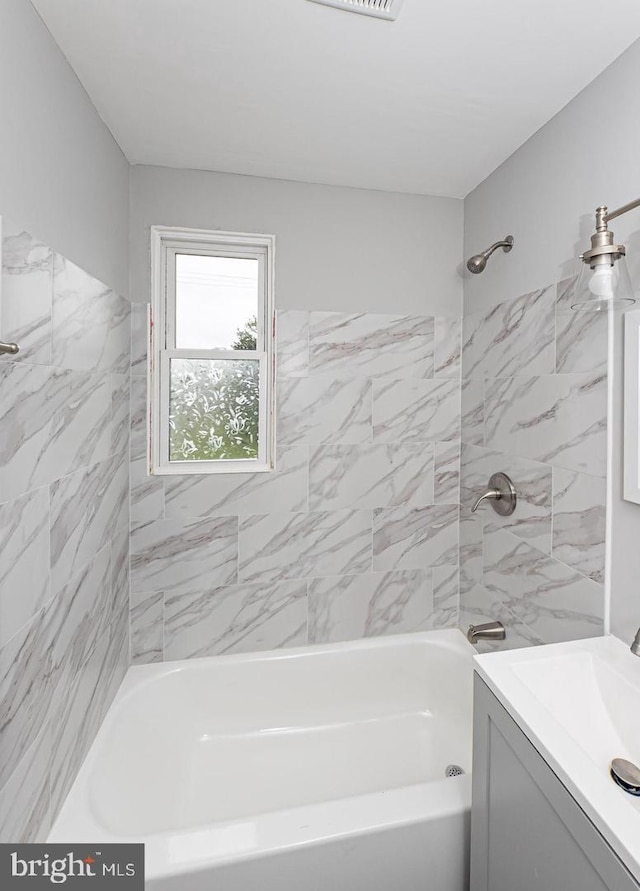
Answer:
150, 460, 274, 476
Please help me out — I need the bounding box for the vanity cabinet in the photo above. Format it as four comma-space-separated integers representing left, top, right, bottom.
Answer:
471, 676, 640, 891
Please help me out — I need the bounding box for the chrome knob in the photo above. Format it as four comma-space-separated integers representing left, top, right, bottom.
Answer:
471, 472, 517, 517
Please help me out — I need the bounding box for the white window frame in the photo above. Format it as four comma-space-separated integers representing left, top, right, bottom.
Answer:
150, 226, 275, 475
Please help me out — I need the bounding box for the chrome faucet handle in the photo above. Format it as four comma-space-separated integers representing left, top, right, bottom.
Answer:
471, 488, 501, 512
470, 472, 517, 517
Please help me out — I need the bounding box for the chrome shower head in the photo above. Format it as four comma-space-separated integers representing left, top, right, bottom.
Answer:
466, 235, 514, 275
467, 253, 488, 274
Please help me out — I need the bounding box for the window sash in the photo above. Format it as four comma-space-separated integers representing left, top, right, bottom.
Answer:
165, 244, 267, 352
159, 350, 268, 473
150, 227, 275, 475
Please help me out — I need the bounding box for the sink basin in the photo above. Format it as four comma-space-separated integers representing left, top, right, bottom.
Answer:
475, 635, 640, 880
513, 650, 640, 776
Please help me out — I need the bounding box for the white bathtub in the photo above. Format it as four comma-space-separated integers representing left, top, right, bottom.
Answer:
49, 628, 475, 890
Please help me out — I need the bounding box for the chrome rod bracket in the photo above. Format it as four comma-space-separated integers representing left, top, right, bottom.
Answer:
0, 341, 19, 356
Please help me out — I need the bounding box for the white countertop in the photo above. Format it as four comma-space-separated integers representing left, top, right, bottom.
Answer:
475, 634, 640, 881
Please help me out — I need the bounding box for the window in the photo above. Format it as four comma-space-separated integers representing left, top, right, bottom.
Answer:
150, 227, 275, 474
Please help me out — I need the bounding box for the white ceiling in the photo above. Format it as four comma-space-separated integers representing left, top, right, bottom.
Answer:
30, 0, 640, 198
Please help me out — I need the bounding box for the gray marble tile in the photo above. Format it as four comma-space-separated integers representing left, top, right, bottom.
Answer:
462, 285, 555, 379
1, 226, 52, 365
0, 608, 53, 790
484, 372, 607, 477
0, 230, 132, 834
552, 468, 606, 584
52, 254, 130, 374
0, 362, 111, 502
430, 564, 459, 629
50, 455, 128, 593
309, 443, 433, 511
110, 373, 130, 456
0, 724, 51, 843
129, 376, 148, 460
308, 570, 433, 644
372, 504, 459, 572
102, 604, 129, 707
57, 611, 129, 825
461, 378, 484, 446
165, 446, 308, 518
110, 527, 130, 621
555, 308, 609, 374
47, 643, 95, 821
459, 506, 483, 590
372, 378, 459, 443
47, 545, 114, 698
460, 443, 552, 553
71, 605, 129, 786
130, 591, 164, 664
131, 516, 238, 594
19, 546, 117, 760
130, 302, 149, 375
309, 312, 434, 378
483, 526, 604, 644
165, 579, 307, 659
277, 376, 372, 445
555, 274, 579, 311
459, 582, 544, 653
434, 317, 462, 379
276, 310, 309, 378
3, 543, 112, 798
434, 441, 460, 504
131, 455, 165, 523
50, 611, 127, 818
0, 487, 50, 648
239, 509, 372, 583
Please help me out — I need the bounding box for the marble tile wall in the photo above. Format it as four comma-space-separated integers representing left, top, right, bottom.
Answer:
0, 221, 130, 842
459, 279, 608, 652
129, 306, 463, 663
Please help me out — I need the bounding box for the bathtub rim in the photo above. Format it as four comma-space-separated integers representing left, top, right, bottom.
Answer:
118, 625, 475, 699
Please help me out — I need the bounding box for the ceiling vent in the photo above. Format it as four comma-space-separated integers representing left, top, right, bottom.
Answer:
307, 0, 405, 21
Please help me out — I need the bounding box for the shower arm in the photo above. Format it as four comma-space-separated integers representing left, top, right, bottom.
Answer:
482, 238, 514, 259
466, 235, 515, 274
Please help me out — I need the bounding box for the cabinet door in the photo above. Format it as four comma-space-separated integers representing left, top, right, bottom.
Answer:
471, 676, 639, 891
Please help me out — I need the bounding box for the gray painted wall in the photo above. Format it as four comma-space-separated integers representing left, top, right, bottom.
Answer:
463, 38, 640, 644
129, 165, 463, 315
0, 0, 129, 295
